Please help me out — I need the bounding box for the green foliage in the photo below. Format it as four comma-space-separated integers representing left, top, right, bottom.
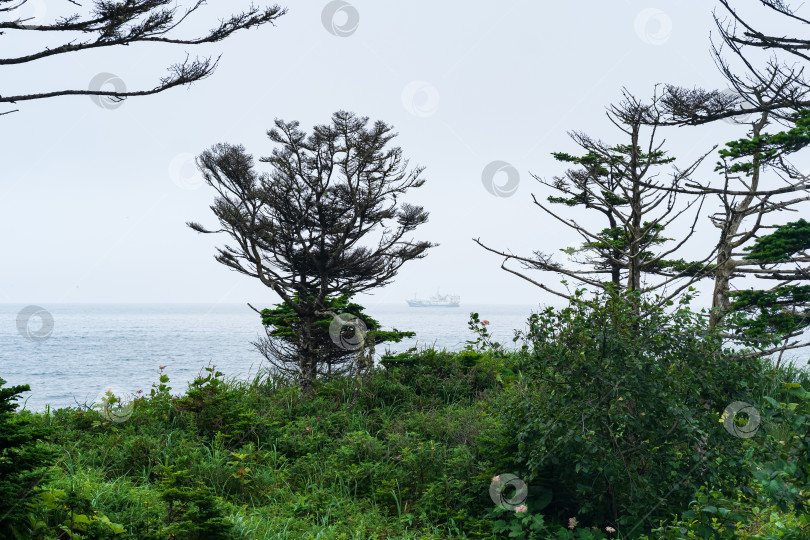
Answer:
545, 143, 707, 289
725, 220, 810, 343
711, 111, 810, 355
751, 381, 810, 515
10, 317, 809, 538
490, 506, 553, 538
150, 465, 233, 539
172, 366, 260, 447
488, 505, 617, 539
548, 144, 672, 213
380, 346, 505, 405
259, 293, 415, 380
261, 294, 413, 347
9, 343, 517, 538
742, 219, 810, 263
645, 258, 716, 278
508, 289, 764, 532
582, 222, 669, 258
150, 365, 173, 399
728, 285, 810, 344
551, 144, 675, 182
716, 109, 810, 174
0, 378, 56, 537
174, 484, 232, 538
648, 376, 810, 539
647, 487, 749, 539
27, 487, 126, 538
465, 312, 506, 355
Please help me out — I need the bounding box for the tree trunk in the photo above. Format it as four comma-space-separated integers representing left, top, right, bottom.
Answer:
607, 482, 617, 524
298, 314, 317, 398
710, 115, 764, 328
627, 123, 642, 316
710, 249, 734, 328
366, 338, 375, 373
362, 337, 375, 379
354, 332, 374, 381
607, 214, 622, 288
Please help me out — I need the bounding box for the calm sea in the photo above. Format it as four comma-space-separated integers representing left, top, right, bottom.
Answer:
1, 303, 540, 412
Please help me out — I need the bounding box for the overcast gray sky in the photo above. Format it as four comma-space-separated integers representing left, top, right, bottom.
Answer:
2, 1, 805, 307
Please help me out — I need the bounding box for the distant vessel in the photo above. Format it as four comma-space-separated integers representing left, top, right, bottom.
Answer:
406, 291, 460, 307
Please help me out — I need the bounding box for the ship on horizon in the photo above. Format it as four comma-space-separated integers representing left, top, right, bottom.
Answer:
406, 291, 460, 308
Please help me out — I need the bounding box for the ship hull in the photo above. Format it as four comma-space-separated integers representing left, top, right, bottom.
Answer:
406, 301, 460, 307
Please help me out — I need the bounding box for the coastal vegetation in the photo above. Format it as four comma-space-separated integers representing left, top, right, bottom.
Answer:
2, 291, 810, 538
3, 0, 810, 538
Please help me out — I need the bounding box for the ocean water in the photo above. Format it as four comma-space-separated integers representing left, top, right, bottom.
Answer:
1, 303, 540, 412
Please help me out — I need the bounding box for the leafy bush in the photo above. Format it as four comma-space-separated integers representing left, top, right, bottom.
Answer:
380, 347, 503, 404
749, 380, 810, 516
506, 289, 765, 532
647, 486, 810, 539
488, 505, 619, 539
26, 487, 126, 538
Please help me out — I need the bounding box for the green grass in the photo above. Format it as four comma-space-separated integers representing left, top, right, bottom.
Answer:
18, 350, 510, 538
9, 349, 810, 538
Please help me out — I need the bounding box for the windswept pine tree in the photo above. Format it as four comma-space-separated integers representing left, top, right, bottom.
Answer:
651, 17, 810, 358
476, 91, 714, 303
189, 111, 434, 396
710, 112, 810, 359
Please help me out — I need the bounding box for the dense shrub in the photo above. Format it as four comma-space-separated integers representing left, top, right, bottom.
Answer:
173, 366, 266, 449
0, 378, 56, 537
505, 289, 766, 533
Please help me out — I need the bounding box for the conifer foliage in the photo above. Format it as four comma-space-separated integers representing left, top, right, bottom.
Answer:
0, 378, 55, 537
